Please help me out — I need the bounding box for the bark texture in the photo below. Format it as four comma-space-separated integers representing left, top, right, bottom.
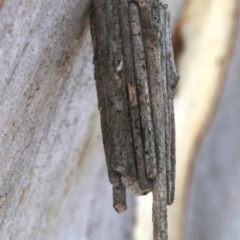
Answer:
0, 0, 135, 239
90, 1, 179, 239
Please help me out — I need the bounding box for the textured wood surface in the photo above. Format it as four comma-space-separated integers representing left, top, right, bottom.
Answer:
0, 0, 135, 239
2, 0, 238, 239
90, 1, 179, 239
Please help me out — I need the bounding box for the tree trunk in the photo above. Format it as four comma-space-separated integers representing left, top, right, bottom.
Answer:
0, 0, 135, 239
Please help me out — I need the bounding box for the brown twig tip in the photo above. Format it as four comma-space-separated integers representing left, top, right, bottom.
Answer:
113, 185, 127, 214
113, 203, 127, 214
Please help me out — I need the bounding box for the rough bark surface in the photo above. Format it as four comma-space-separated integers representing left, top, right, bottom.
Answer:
90, 1, 179, 239
0, 0, 135, 239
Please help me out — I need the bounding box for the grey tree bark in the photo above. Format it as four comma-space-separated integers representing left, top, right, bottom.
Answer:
0, 0, 135, 239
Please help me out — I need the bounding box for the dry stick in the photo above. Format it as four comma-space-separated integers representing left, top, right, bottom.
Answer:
129, 3, 157, 181
90, 1, 178, 239
90, 0, 122, 189
139, 2, 169, 239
